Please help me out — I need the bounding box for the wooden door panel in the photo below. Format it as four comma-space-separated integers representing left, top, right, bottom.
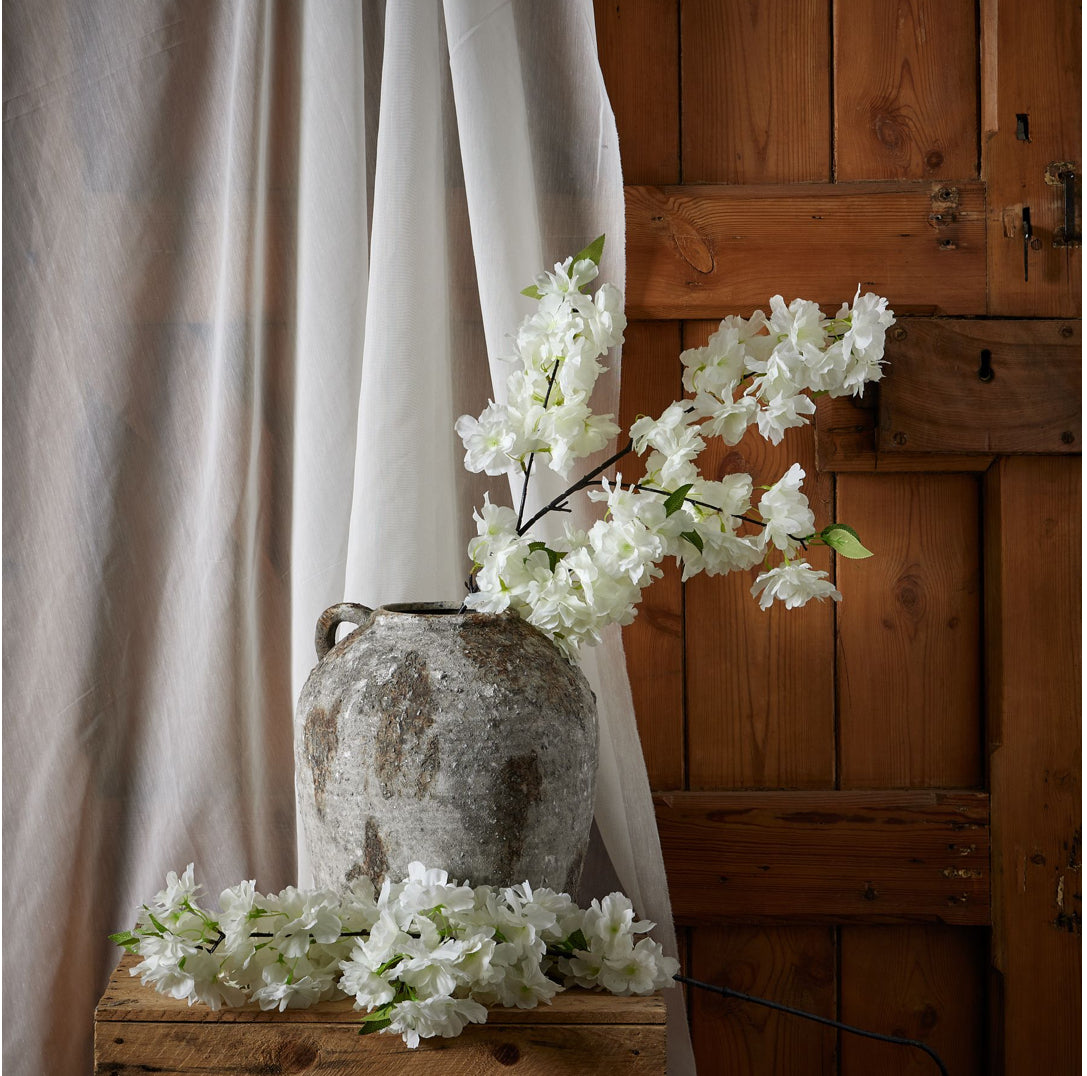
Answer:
986, 457, 1081, 1072
683, 314, 835, 791
834, 0, 980, 181
839, 926, 989, 1076
690, 925, 837, 1076
837, 473, 983, 789
596, 2, 1080, 1073
592, 0, 680, 185
617, 320, 686, 789
876, 319, 1082, 455
983, 0, 1081, 315
656, 790, 990, 925
681, 0, 832, 184
625, 183, 988, 319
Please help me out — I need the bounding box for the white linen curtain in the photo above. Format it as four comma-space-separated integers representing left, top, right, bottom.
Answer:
3, 2, 695, 1072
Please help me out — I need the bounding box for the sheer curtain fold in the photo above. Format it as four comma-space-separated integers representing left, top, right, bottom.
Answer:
4, 2, 694, 1072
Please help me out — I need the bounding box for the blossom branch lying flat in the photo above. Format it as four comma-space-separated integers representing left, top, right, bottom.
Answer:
111, 863, 679, 1049
456, 236, 893, 658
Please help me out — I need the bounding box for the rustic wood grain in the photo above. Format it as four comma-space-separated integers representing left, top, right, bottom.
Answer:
839, 926, 988, 1076
689, 925, 837, 1075
95, 1022, 667, 1075
96, 955, 668, 1073
815, 391, 996, 473
983, 0, 1081, 316
625, 183, 987, 319
680, 0, 830, 183
878, 319, 1081, 454
835, 0, 978, 181
599, 2, 1079, 1072
99, 954, 667, 1025
986, 456, 1080, 1074
592, 0, 680, 185
837, 473, 983, 789
617, 321, 685, 790
655, 790, 989, 926
681, 321, 835, 791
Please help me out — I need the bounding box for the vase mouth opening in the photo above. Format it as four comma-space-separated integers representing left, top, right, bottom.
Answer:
379, 602, 465, 616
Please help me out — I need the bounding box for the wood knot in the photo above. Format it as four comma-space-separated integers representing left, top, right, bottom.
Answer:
666, 212, 715, 274
255, 1037, 320, 1073
492, 1042, 521, 1066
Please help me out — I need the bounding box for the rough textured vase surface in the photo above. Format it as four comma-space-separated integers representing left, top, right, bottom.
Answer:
296, 602, 598, 892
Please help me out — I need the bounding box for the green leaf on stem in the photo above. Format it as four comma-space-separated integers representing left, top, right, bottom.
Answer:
821, 523, 873, 559
359, 1018, 393, 1036
663, 484, 694, 517
521, 284, 543, 300
109, 930, 141, 952
358, 1003, 395, 1035
528, 541, 565, 571
565, 928, 590, 952
572, 234, 606, 266
680, 530, 704, 553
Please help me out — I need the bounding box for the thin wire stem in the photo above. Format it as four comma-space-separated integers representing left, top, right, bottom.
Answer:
674, 974, 950, 1076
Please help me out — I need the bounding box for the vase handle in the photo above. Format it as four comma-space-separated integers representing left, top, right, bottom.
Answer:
315, 603, 374, 660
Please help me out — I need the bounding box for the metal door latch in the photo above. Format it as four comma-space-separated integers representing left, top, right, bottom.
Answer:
1022, 206, 1032, 281
1046, 161, 1081, 248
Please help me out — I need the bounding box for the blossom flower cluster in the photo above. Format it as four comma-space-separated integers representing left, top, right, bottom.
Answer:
456, 237, 894, 657
111, 862, 679, 1048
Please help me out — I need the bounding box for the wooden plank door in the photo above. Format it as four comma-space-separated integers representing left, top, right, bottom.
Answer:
594, 1, 1081, 1073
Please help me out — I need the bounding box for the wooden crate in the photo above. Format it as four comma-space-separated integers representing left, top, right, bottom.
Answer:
95, 954, 668, 1075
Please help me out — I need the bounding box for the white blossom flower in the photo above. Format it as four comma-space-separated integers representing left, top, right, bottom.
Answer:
479, 954, 562, 1008
252, 959, 329, 1011
751, 561, 842, 610
757, 464, 816, 554
629, 402, 705, 469
583, 894, 654, 956
455, 404, 518, 476
755, 390, 817, 444
587, 517, 665, 588
452, 246, 890, 652
689, 390, 759, 444
153, 863, 200, 915
399, 862, 476, 915
598, 938, 679, 995
532, 255, 599, 298
269, 886, 343, 957
385, 996, 488, 1049
125, 861, 686, 1049
767, 295, 827, 363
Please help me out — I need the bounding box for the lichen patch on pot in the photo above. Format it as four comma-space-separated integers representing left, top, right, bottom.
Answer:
495, 750, 542, 880
374, 649, 436, 798
347, 816, 388, 887
302, 701, 340, 818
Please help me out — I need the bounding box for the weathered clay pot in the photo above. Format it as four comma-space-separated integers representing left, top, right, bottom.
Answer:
295, 602, 598, 892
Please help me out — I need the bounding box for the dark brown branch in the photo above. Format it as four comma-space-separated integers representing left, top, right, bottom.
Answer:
517, 439, 635, 536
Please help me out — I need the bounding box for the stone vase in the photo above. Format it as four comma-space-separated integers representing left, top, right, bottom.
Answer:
295, 602, 598, 892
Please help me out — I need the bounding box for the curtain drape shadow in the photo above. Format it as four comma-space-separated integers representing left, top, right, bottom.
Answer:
2, 2, 695, 1072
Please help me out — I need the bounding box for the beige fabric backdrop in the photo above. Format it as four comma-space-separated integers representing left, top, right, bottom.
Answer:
2, 2, 694, 1071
